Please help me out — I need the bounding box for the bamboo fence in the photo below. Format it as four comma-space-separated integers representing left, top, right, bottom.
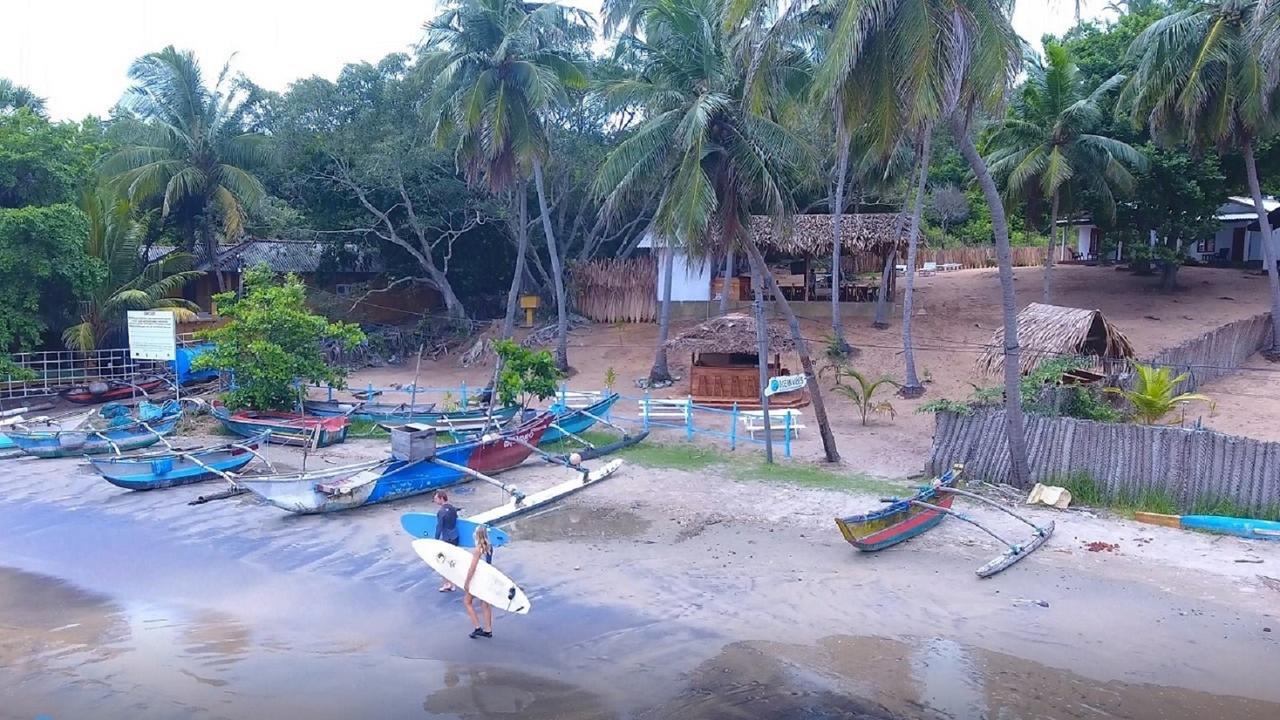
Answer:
1142, 312, 1274, 391
570, 257, 658, 323
929, 410, 1280, 512
841, 245, 1044, 274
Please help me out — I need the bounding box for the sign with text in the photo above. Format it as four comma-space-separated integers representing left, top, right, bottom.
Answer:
765, 374, 806, 396
126, 311, 177, 361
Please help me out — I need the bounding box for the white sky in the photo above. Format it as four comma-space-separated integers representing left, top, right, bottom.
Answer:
3, 0, 1114, 121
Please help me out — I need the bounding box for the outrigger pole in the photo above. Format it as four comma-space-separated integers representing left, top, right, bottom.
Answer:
428, 456, 526, 504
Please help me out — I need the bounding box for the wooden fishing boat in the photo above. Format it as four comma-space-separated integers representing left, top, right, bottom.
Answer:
835, 465, 963, 551
88, 432, 270, 490
60, 378, 167, 405
1134, 512, 1280, 541
212, 403, 348, 447
5, 411, 181, 458
238, 413, 554, 514
302, 399, 437, 423
369, 404, 521, 433
539, 393, 622, 445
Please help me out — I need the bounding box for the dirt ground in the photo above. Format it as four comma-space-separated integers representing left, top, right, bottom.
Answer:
340, 264, 1278, 478
2, 436, 1278, 719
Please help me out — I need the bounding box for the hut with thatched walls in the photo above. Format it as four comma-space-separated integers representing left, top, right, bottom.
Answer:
977, 303, 1137, 376
665, 313, 810, 409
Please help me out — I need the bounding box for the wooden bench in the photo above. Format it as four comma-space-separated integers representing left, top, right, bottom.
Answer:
739, 409, 806, 438
637, 398, 691, 422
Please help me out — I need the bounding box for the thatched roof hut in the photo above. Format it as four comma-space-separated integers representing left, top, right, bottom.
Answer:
747, 214, 906, 256
666, 313, 794, 355
978, 303, 1136, 375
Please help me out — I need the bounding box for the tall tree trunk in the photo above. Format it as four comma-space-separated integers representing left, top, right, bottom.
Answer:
718, 247, 734, 316
532, 159, 569, 371
873, 176, 915, 329
952, 115, 1030, 487
1243, 140, 1280, 357
900, 129, 932, 398
650, 244, 675, 383
751, 262, 774, 463
742, 239, 840, 463
830, 117, 852, 352
501, 188, 530, 340
425, 263, 469, 321
1043, 190, 1059, 304
203, 220, 226, 293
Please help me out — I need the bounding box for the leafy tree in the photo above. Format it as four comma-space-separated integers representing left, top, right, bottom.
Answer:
492, 339, 562, 409
927, 184, 969, 233
1119, 0, 1280, 354
0, 204, 99, 353
986, 42, 1145, 303
0, 79, 47, 118
193, 265, 364, 410
422, 0, 591, 368
61, 193, 202, 351
1106, 363, 1210, 424
0, 110, 107, 209
102, 46, 270, 291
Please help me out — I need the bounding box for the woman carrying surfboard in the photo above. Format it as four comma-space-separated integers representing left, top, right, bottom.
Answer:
464, 526, 495, 639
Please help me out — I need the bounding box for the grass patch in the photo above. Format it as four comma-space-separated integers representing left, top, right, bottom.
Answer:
348, 419, 390, 439
540, 430, 617, 456
731, 460, 905, 495
617, 440, 724, 470
1048, 471, 1280, 520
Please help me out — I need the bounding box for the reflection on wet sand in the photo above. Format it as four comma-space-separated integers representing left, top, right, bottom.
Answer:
0, 565, 131, 671
423, 664, 616, 719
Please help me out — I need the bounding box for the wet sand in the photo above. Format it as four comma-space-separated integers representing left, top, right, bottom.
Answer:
2, 438, 1278, 719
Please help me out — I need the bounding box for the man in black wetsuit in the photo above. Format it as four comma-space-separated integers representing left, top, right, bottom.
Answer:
434, 490, 460, 591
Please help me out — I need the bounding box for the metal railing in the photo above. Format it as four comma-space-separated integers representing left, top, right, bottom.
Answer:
1, 349, 166, 400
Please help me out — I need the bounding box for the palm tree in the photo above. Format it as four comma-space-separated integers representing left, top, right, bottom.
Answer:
816, 0, 1031, 483
986, 43, 1144, 304
62, 192, 201, 352
0, 78, 47, 118
1121, 0, 1280, 355
596, 0, 841, 462
101, 46, 268, 293
422, 0, 589, 368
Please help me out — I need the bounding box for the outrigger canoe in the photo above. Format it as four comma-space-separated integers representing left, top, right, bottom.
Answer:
89, 431, 270, 490
301, 399, 437, 424
212, 403, 349, 447
4, 412, 181, 458
237, 412, 553, 514
60, 378, 168, 405
836, 465, 963, 551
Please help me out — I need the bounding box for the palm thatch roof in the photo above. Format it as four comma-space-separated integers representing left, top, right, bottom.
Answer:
666, 313, 794, 355
978, 303, 1137, 375
748, 214, 906, 256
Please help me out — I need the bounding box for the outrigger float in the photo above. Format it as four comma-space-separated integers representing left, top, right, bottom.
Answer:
836, 464, 1054, 578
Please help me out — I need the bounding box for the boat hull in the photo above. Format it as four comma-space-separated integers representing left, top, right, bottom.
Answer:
303, 400, 438, 424
60, 378, 167, 405
835, 465, 963, 552
5, 414, 181, 458
89, 434, 267, 490
213, 404, 348, 447
540, 393, 621, 445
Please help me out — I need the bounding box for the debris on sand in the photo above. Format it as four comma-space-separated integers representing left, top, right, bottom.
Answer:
1084, 541, 1119, 553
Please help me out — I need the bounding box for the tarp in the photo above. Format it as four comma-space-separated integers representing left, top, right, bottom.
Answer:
171, 343, 219, 385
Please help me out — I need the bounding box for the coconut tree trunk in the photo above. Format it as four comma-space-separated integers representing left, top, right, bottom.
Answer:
718, 241, 734, 316
650, 244, 676, 383
830, 116, 852, 351
900, 129, 932, 398
501, 188, 530, 340
952, 115, 1030, 487
1043, 190, 1059, 304
873, 205, 911, 330
751, 262, 774, 464
532, 158, 569, 371
742, 239, 840, 463
1243, 140, 1280, 357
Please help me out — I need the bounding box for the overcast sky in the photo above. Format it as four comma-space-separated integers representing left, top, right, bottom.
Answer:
3, 0, 1115, 121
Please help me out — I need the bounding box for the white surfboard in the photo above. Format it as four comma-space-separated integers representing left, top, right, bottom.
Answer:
411, 539, 531, 614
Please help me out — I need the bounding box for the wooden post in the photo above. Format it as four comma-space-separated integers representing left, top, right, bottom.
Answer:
685, 395, 694, 441
784, 411, 792, 458
730, 402, 738, 451
461, 381, 468, 406
642, 391, 651, 430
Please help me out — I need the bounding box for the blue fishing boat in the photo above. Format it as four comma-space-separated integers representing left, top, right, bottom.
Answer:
5, 411, 181, 458
303, 399, 520, 432
88, 432, 270, 490
1135, 512, 1280, 541
539, 393, 621, 445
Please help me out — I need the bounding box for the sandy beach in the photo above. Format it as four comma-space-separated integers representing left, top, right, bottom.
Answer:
2, 432, 1278, 719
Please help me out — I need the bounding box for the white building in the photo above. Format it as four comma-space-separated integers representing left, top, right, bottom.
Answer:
1062, 196, 1280, 264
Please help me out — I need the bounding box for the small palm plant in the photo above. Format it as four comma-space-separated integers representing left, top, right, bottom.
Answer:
1107, 364, 1209, 425
831, 367, 899, 426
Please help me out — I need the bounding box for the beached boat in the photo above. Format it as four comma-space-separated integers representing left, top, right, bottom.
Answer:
1134, 512, 1280, 541
237, 412, 554, 514
212, 403, 349, 447
339, 402, 521, 432
88, 432, 270, 490
5, 411, 182, 458
835, 465, 963, 551
60, 378, 168, 405
540, 393, 622, 445
302, 399, 438, 424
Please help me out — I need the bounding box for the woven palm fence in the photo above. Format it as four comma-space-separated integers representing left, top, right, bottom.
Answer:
1144, 312, 1273, 391
571, 257, 657, 323
839, 246, 1043, 274
929, 410, 1280, 512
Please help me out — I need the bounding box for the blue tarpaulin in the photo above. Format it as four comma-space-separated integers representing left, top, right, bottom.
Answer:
171, 344, 219, 385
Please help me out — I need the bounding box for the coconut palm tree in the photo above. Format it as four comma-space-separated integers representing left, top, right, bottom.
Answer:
595, 0, 841, 462
0, 78, 47, 118
101, 47, 269, 292
421, 0, 591, 352
986, 43, 1144, 304
62, 192, 201, 352
1121, 0, 1280, 355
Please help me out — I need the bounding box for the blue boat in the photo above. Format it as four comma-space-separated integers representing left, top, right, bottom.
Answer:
1135, 512, 1280, 541
88, 432, 270, 490
540, 393, 621, 445
5, 412, 182, 458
